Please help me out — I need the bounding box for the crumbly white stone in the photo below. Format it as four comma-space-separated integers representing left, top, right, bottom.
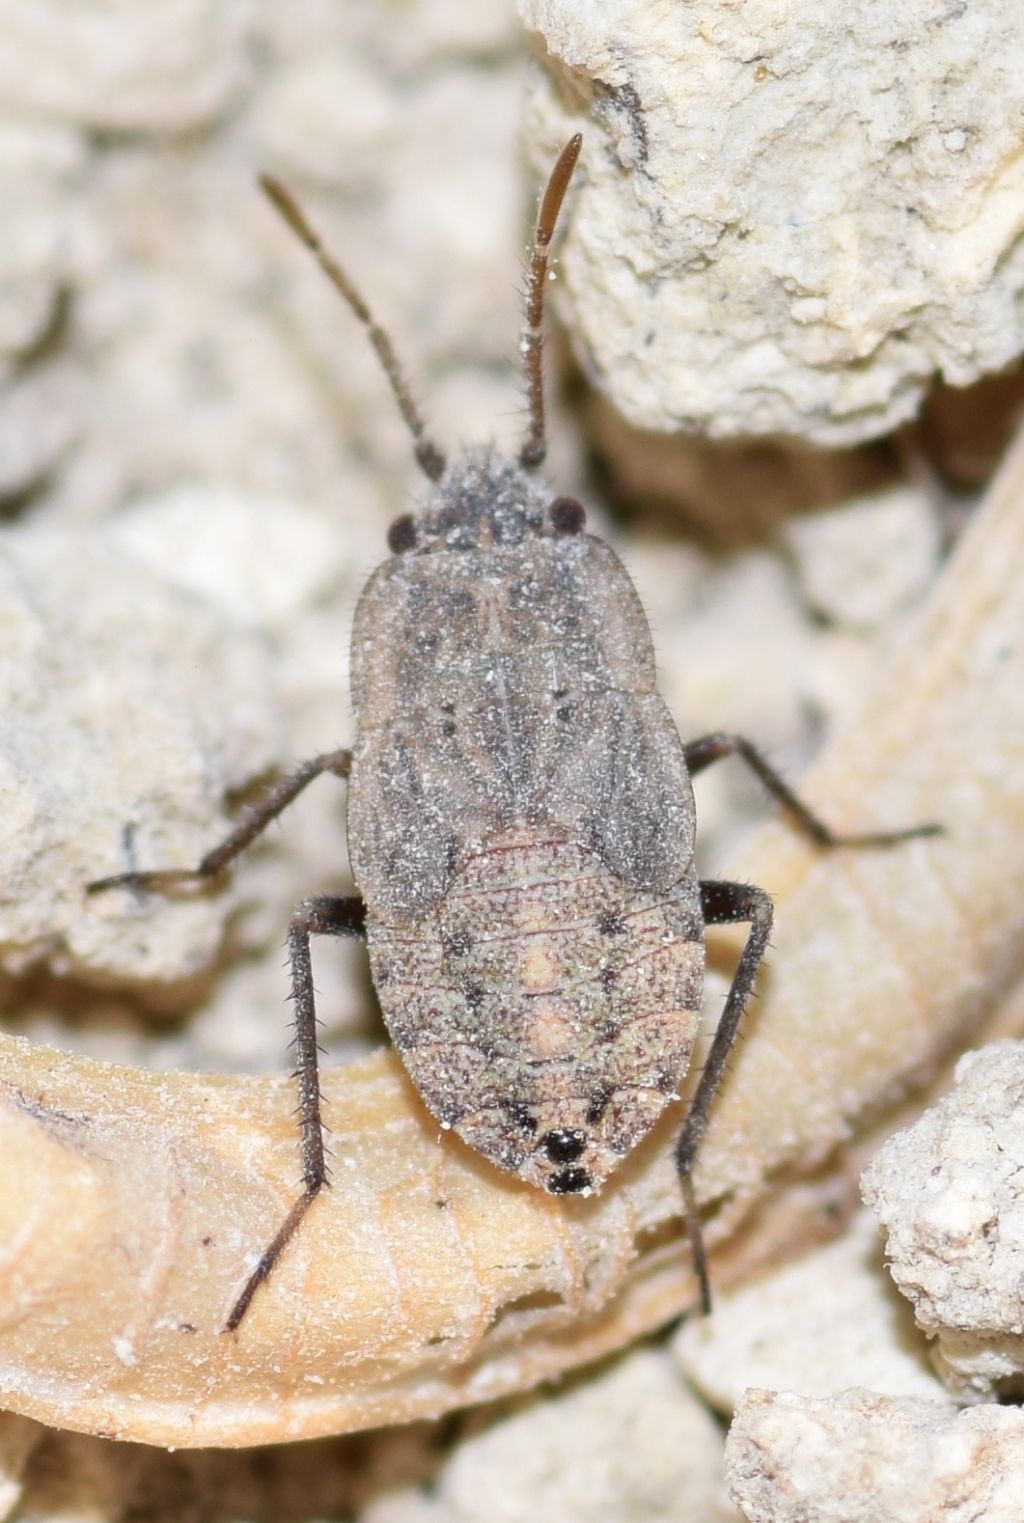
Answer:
522, 0, 1024, 443
407, 1350, 739, 1523
358, 1354, 741, 1523
0, 0, 250, 132
726, 1390, 1024, 1523
784, 486, 942, 630
674, 1208, 950, 1411
863, 1041, 1024, 1398
0, 521, 281, 986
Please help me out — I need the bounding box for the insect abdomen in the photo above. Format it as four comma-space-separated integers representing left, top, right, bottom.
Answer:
367, 827, 704, 1193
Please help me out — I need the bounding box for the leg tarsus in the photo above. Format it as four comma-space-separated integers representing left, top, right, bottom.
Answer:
224, 1187, 322, 1332
676, 878, 774, 1317
679, 1171, 712, 1318
682, 731, 941, 849
223, 892, 363, 1333
86, 747, 353, 895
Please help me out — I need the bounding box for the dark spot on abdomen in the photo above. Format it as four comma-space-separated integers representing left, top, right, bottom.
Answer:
509, 1101, 538, 1134
443, 927, 473, 958
463, 981, 486, 1012
541, 1128, 586, 1163
547, 1165, 592, 1195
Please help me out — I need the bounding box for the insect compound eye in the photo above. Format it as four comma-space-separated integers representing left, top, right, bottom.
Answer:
387, 513, 419, 554
548, 496, 586, 535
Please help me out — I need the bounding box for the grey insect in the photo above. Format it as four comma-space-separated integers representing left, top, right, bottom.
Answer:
88, 137, 938, 1330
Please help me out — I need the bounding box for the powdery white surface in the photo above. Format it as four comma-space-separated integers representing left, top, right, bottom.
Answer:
863, 1041, 1024, 1397
364, 1349, 740, 1523
783, 486, 942, 631
674, 1208, 950, 1411
726, 1389, 1024, 1523
521, 0, 1024, 442
0, 0, 250, 132
0, 523, 280, 985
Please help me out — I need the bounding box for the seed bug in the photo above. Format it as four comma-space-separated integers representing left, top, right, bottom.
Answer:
86, 136, 939, 1330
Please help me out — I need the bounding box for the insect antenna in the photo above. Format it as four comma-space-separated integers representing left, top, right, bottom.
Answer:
259, 173, 447, 483
519, 133, 583, 471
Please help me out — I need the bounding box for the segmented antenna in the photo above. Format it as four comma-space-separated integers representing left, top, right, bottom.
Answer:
519, 134, 583, 471
259, 174, 447, 483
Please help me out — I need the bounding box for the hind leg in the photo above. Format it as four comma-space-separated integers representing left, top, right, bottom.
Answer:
226, 892, 366, 1332
676, 879, 774, 1316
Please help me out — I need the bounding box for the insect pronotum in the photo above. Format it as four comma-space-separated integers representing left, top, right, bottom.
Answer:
87, 136, 938, 1330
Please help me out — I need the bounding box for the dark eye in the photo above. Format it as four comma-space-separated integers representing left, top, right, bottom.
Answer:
549, 496, 586, 534
387, 513, 418, 553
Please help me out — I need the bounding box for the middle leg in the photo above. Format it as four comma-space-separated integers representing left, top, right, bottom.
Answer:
682, 731, 940, 848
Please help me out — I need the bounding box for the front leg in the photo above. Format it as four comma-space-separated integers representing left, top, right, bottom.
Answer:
226, 892, 366, 1332
677, 879, 774, 1316
682, 731, 940, 848
86, 748, 352, 894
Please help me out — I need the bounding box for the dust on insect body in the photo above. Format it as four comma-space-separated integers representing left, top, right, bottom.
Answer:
87, 133, 936, 1329
350, 445, 706, 1193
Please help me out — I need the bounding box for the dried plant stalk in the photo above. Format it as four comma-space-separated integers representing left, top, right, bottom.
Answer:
2, 428, 1024, 1447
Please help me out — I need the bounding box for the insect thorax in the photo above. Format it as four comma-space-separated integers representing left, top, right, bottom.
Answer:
348, 446, 699, 924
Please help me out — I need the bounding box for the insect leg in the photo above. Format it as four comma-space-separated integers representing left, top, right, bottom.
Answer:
225, 891, 365, 1332
676, 878, 774, 1315
86, 747, 353, 893
682, 731, 940, 848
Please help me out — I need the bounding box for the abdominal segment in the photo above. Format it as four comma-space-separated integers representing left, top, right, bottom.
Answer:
367, 828, 705, 1194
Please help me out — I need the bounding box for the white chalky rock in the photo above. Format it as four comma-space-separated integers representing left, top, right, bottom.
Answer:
0, 0, 249, 131
0, 117, 89, 499
437, 1350, 739, 1523
107, 485, 351, 631
674, 1208, 950, 1411
521, 0, 1024, 442
727, 1390, 1024, 1523
363, 1351, 741, 1523
784, 486, 942, 630
863, 1041, 1024, 1398
0, 523, 280, 985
